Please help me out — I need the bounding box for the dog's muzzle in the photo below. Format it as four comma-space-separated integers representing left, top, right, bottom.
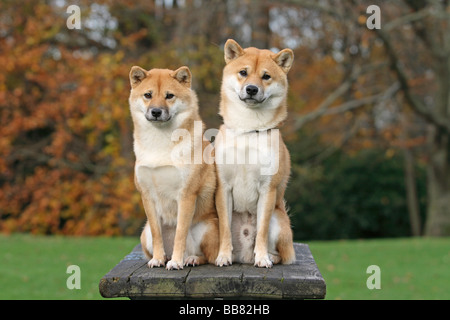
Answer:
239, 84, 265, 105
145, 107, 171, 122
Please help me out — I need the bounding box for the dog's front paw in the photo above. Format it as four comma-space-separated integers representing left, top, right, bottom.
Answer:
254, 255, 273, 268
166, 259, 184, 270
215, 252, 232, 267
147, 257, 165, 268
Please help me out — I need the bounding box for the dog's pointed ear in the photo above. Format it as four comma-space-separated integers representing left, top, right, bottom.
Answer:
130, 66, 147, 87
273, 49, 294, 73
224, 39, 244, 64
171, 66, 192, 87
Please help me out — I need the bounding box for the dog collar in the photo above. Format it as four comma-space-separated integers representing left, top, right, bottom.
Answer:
224, 124, 281, 135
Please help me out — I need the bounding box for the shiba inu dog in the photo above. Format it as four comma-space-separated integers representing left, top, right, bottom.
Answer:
215, 39, 296, 268
129, 66, 219, 270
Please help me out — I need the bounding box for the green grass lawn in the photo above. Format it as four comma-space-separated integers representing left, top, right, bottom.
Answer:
0, 234, 448, 299
0, 234, 137, 300
309, 237, 450, 299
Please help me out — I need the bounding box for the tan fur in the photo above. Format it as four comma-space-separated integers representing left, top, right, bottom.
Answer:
129, 66, 219, 270
215, 39, 295, 268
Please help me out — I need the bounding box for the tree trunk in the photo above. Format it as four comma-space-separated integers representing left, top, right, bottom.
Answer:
400, 113, 422, 236
403, 146, 422, 236
249, 0, 270, 49
425, 49, 450, 236
424, 126, 450, 236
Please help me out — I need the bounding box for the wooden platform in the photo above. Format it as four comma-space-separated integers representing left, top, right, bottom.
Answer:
99, 243, 326, 299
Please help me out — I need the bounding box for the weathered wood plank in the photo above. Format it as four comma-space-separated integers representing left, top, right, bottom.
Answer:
186, 263, 243, 298
99, 245, 147, 298
240, 264, 284, 299
129, 263, 190, 298
99, 243, 326, 299
282, 244, 326, 299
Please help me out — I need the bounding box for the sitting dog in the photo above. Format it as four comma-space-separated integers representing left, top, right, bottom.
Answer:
215, 40, 296, 268
129, 66, 219, 270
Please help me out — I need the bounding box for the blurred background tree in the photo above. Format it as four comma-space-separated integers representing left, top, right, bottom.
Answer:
0, 0, 447, 238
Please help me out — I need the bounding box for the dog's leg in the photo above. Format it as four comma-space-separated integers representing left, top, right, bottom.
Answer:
215, 182, 233, 266
254, 188, 277, 268
182, 216, 219, 266
267, 207, 295, 265
141, 194, 166, 268
140, 221, 153, 259
166, 194, 197, 270
200, 217, 220, 265
274, 206, 295, 264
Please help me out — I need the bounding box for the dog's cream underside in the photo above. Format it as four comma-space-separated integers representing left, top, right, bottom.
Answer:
215, 127, 294, 266
138, 164, 214, 265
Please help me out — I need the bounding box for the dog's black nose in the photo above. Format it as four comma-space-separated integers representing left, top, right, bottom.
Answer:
151, 108, 162, 118
246, 85, 259, 96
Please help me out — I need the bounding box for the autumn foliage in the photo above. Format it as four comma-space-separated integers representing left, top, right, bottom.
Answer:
0, 0, 228, 235
1, 1, 140, 235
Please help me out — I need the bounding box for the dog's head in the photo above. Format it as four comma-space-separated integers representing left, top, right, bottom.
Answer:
222, 39, 294, 109
129, 66, 194, 125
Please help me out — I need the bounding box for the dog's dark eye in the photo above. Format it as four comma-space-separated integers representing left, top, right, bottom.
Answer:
144, 92, 152, 99
166, 93, 174, 99
262, 74, 271, 80
239, 70, 247, 77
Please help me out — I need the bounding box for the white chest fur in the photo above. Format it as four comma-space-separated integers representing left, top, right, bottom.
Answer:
136, 165, 183, 226
134, 124, 191, 226
133, 122, 176, 168
216, 129, 279, 215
